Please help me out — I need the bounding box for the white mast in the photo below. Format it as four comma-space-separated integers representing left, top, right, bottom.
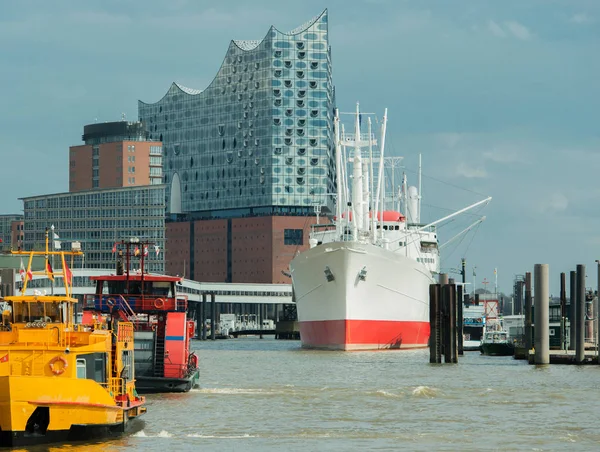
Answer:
373, 108, 388, 241
351, 102, 364, 240
417, 153, 422, 223
334, 109, 343, 240
368, 118, 375, 243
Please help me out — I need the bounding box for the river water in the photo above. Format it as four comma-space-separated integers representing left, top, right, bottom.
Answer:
18, 338, 600, 451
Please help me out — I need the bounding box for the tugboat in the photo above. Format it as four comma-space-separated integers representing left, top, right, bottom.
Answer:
480, 320, 515, 356
82, 239, 199, 393
0, 229, 146, 447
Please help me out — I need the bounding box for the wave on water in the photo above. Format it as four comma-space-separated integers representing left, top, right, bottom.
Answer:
132, 430, 173, 438
411, 386, 439, 398
374, 389, 403, 398
199, 387, 283, 395
186, 433, 257, 438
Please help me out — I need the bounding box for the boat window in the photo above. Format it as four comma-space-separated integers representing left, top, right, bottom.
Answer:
95, 356, 106, 383
77, 359, 87, 379
151, 281, 171, 297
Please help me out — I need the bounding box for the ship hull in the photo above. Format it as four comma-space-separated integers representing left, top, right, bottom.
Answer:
480, 342, 515, 356
0, 375, 145, 447
290, 241, 434, 351
135, 369, 200, 393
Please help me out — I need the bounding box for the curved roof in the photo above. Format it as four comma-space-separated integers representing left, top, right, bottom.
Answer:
174, 82, 202, 95
139, 9, 327, 106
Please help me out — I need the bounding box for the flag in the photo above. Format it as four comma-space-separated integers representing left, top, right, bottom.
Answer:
0, 354, 8, 363
494, 268, 497, 275
64, 259, 73, 285
19, 258, 26, 283
143, 246, 149, 257
134, 246, 140, 257
46, 259, 54, 281
154, 245, 160, 256
53, 232, 61, 250
473, 268, 476, 277
112, 242, 117, 254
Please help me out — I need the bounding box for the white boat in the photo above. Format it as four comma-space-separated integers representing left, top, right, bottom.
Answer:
290, 104, 490, 351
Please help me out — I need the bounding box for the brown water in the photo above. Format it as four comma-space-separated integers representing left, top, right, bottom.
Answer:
15, 338, 600, 451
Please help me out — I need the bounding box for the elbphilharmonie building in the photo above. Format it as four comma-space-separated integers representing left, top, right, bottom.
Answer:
138, 10, 335, 219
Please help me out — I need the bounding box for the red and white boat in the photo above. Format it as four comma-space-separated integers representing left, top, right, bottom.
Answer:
290, 104, 489, 350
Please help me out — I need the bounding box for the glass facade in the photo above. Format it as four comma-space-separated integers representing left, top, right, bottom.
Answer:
22, 185, 166, 272
139, 10, 335, 216
0, 214, 23, 251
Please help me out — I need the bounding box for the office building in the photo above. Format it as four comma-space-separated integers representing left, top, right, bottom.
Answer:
69, 120, 163, 192
22, 185, 166, 273
0, 215, 24, 252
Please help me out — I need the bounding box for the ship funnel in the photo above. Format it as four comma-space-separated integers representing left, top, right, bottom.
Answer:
407, 186, 419, 224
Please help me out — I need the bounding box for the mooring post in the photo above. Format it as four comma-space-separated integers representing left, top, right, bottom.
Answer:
449, 283, 458, 363
441, 284, 450, 363
524, 272, 532, 351
211, 292, 217, 341
533, 264, 549, 364
576, 265, 586, 364
457, 283, 464, 356
259, 303, 264, 339
560, 272, 567, 350
201, 293, 207, 340
570, 271, 576, 350
439, 273, 449, 286
597, 260, 600, 363
429, 284, 441, 364
195, 301, 202, 339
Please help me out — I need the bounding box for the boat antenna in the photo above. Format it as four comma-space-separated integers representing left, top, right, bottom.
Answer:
418, 153, 422, 224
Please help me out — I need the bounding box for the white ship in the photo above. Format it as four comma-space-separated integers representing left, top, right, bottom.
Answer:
290, 104, 490, 350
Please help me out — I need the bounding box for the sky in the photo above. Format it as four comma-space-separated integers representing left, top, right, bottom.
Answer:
1, 0, 598, 296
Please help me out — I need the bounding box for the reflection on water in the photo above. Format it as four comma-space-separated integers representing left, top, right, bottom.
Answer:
7, 338, 600, 451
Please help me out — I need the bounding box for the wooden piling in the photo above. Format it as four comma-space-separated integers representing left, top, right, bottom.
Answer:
429, 284, 441, 364
570, 271, 576, 350
524, 272, 532, 352
259, 303, 264, 339
576, 265, 585, 364
560, 272, 567, 350
211, 292, 217, 341
457, 284, 464, 356
533, 264, 549, 364
201, 293, 207, 340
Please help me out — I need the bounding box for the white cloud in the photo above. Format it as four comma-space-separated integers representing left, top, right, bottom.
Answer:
536, 193, 569, 214
486, 20, 532, 40
435, 132, 463, 148
504, 21, 532, 40
570, 13, 594, 24
456, 162, 488, 179
488, 20, 506, 38
482, 150, 524, 164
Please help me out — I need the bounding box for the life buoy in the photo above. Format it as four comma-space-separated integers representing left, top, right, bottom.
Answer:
154, 298, 165, 309
49, 355, 68, 376
151, 324, 157, 331
106, 297, 116, 307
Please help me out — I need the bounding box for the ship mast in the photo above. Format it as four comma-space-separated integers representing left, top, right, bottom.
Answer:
334, 109, 343, 240
373, 108, 388, 241
351, 102, 364, 240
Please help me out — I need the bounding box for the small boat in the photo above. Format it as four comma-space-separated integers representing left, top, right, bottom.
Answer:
0, 230, 146, 447
480, 321, 514, 356
82, 240, 199, 393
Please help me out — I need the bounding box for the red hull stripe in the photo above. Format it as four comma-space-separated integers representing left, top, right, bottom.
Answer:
299, 319, 430, 350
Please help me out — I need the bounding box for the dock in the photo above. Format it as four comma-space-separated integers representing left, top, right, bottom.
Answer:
527, 349, 599, 365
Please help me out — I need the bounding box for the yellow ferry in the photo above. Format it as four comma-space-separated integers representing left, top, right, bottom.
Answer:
0, 229, 146, 447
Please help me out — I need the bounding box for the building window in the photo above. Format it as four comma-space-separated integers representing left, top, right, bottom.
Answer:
284, 229, 303, 246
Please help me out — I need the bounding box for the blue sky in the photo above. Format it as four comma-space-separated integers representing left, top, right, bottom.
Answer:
1, 0, 598, 295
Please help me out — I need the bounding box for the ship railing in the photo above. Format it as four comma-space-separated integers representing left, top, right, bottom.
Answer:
106, 377, 126, 398
82, 294, 187, 313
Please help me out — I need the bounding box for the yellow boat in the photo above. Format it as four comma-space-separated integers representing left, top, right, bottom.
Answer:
0, 229, 146, 447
